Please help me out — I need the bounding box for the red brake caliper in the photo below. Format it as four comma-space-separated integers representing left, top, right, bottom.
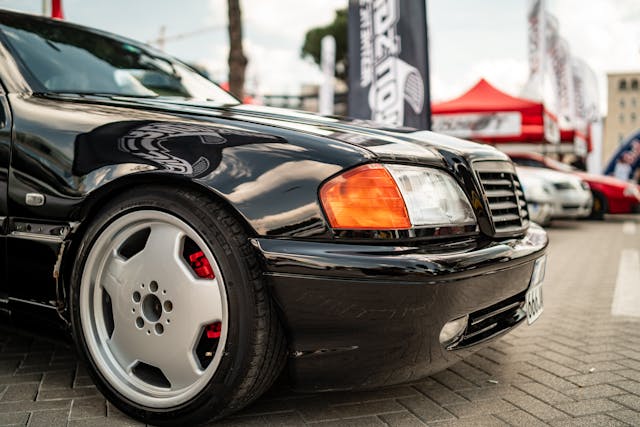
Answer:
189, 251, 222, 341
189, 251, 215, 279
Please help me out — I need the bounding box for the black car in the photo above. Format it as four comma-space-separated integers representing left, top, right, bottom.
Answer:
0, 10, 548, 426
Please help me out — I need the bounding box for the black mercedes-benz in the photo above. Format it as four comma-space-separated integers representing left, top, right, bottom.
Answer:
0, 10, 547, 425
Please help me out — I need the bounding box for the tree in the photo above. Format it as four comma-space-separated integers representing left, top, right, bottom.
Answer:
301, 8, 348, 82
227, 0, 247, 99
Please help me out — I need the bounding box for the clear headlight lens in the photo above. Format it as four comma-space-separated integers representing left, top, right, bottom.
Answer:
580, 181, 590, 191
523, 182, 553, 202
386, 165, 476, 227
623, 184, 640, 200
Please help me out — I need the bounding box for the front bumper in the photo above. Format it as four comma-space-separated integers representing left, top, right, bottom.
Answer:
608, 195, 640, 214
528, 200, 554, 225
552, 190, 593, 218
254, 225, 548, 391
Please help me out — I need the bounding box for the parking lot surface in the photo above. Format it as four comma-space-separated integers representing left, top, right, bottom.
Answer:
0, 216, 639, 426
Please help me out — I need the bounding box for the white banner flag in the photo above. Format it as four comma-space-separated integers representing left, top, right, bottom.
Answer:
556, 38, 575, 131
524, 0, 545, 97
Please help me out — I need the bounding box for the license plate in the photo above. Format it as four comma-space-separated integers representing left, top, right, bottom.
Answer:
525, 284, 543, 325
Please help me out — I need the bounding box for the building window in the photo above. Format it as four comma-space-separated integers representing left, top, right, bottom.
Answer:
633, 97, 637, 108
620, 98, 626, 108
632, 112, 637, 122
620, 79, 628, 91
632, 79, 639, 90
620, 113, 625, 123
619, 134, 625, 143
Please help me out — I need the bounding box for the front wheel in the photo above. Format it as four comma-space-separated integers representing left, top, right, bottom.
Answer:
70, 187, 286, 425
589, 191, 608, 220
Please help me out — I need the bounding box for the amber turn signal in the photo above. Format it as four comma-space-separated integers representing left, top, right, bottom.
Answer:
319, 164, 411, 230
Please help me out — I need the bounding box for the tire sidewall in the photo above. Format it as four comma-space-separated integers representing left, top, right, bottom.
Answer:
590, 191, 607, 220
69, 187, 259, 424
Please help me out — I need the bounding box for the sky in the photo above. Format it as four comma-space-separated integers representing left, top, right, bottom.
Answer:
1, 0, 639, 115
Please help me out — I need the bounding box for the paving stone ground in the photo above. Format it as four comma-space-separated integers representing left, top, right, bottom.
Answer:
0, 215, 639, 426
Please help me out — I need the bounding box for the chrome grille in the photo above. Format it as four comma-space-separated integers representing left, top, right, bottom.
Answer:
553, 182, 574, 190
474, 161, 529, 234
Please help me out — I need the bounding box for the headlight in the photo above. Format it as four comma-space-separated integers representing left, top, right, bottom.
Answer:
320, 164, 476, 230
580, 181, 590, 191
523, 182, 553, 202
623, 184, 640, 200
386, 165, 476, 226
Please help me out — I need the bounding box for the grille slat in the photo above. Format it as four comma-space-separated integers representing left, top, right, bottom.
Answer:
490, 201, 519, 210
553, 182, 574, 190
481, 179, 513, 187
493, 213, 521, 223
485, 189, 516, 198
474, 161, 529, 235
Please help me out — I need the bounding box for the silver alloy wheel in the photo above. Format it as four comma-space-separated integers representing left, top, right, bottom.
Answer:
79, 210, 228, 408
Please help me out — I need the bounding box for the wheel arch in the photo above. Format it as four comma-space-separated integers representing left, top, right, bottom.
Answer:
56, 173, 258, 324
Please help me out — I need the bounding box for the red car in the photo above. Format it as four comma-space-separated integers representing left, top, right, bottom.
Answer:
508, 152, 640, 219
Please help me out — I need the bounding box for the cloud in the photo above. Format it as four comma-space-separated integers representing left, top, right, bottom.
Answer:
201, 0, 346, 94
431, 59, 529, 102
430, 0, 640, 114
5, 0, 639, 115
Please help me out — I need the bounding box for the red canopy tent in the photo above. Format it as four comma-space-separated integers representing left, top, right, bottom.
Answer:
431, 79, 559, 145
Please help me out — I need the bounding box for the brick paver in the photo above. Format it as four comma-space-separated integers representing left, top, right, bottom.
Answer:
0, 215, 638, 426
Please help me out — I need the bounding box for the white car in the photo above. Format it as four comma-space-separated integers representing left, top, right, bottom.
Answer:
516, 168, 555, 226
517, 166, 593, 220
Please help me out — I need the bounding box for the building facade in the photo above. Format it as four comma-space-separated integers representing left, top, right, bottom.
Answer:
604, 72, 640, 165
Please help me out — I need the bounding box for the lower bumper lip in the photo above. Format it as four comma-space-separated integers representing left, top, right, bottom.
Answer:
253, 226, 548, 391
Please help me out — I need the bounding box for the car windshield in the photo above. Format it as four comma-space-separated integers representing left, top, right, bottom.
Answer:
0, 16, 238, 104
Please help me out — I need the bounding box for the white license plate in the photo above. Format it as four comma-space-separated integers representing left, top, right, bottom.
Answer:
525, 284, 544, 325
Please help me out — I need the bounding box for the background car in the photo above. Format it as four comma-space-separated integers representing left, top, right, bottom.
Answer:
508, 152, 640, 219
0, 11, 547, 426
516, 166, 592, 220
515, 167, 555, 226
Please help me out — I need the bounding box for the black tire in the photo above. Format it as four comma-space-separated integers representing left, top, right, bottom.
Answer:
69, 186, 287, 425
589, 191, 608, 220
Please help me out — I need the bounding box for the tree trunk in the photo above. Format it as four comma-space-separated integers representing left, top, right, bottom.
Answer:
227, 0, 247, 100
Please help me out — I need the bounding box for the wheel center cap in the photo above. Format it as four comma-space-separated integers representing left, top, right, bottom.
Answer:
142, 294, 162, 322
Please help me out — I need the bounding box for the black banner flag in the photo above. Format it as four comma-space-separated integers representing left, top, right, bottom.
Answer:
348, 0, 431, 129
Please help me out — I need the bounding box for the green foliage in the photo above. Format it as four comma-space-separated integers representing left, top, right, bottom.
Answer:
301, 8, 348, 81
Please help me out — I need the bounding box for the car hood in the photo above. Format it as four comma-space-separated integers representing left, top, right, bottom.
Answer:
231, 104, 507, 160
86, 96, 510, 166
572, 170, 630, 189
517, 166, 584, 186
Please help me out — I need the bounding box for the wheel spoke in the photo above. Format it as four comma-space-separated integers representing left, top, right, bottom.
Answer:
101, 253, 127, 297
108, 319, 141, 374
142, 223, 184, 263
183, 278, 224, 328
101, 251, 146, 302
160, 351, 204, 390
